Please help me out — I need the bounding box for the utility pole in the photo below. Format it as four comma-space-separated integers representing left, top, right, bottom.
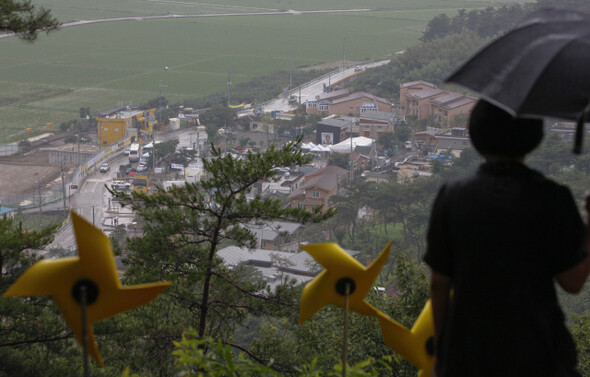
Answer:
158, 81, 167, 127
227, 72, 231, 106
37, 178, 42, 226
60, 161, 67, 211
342, 36, 346, 71
350, 121, 354, 183
289, 56, 293, 93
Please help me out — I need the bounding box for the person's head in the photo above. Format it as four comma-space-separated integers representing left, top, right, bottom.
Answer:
468, 100, 544, 160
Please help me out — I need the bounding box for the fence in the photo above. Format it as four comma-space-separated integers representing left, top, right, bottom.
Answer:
0, 142, 18, 156
0, 135, 136, 211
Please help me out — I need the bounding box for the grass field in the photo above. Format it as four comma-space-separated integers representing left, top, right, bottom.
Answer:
0, 0, 533, 142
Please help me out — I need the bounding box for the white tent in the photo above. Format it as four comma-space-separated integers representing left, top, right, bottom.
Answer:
310, 145, 323, 153
319, 145, 332, 152
330, 136, 374, 154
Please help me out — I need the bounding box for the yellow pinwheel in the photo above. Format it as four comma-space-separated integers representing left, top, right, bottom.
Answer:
300, 242, 392, 322
3, 211, 170, 366
299, 242, 434, 377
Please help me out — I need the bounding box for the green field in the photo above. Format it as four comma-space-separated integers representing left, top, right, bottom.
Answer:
0, 0, 533, 142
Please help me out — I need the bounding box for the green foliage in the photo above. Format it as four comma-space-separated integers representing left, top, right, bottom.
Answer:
64, 135, 78, 144
327, 152, 349, 170
420, 0, 590, 46
108, 138, 335, 374
0, 0, 60, 42
0, 217, 88, 377
247, 251, 429, 377
153, 139, 179, 163
571, 314, 590, 376
350, 32, 487, 98
421, 5, 533, 42
395, 123, 411, 143
0, 5, 432, 142
199, 106, 237, 139
174, 329, 386, 377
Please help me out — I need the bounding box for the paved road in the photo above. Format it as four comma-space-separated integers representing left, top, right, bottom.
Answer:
47, 153, 128, 250
259, 61, 391, 114
0, 8, 373, 39
47, 128, 196, 251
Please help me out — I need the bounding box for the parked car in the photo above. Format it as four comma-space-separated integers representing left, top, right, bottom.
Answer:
111, 180, 131, 191
404, 141, 413, 151
137, 163, 149, 172
99, 163, 110, 173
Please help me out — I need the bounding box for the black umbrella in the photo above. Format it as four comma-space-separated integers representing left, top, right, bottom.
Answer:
446, 8, 590, 153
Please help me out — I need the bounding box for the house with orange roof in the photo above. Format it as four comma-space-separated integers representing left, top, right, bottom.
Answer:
399, 81, 438, 111
287, 165, 348, 212
306, 91, 391, 117
400, 81, 476, 126
430, 92, 476, 127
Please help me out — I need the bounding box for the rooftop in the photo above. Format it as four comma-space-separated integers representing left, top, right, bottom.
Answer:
406, 88, 445, 100
331, 91, 390, 105
400, 80, 437, 89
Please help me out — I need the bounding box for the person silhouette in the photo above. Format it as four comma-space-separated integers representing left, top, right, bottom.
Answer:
425, 100, 590, 377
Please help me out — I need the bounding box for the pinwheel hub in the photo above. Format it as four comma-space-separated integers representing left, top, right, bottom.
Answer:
335, 277, 356, 296
72, 279, 100, 305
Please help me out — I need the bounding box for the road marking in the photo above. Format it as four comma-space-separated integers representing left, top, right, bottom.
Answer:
86, 178, 109, 182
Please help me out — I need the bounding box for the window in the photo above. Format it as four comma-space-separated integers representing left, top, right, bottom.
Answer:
103, 127, 108, 131
312, 191, 320, 198
115, 128, 119, 132
319, 103, 328, 111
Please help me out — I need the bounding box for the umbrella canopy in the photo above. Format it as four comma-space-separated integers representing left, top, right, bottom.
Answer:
446, 8, 590, 153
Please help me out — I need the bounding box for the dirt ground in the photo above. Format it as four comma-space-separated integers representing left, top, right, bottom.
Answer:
0, 151, 62, 198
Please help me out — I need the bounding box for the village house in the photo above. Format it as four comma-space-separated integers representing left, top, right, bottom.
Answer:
307, 90, 391, 117
434, 128, 471, 156
358, 111, 398, 139
430, 92, 477, 127
399, 81, 476, 127
399, 81, 438, 111
315, 116, 357, 145
305, 89, 351, 115
216, 245, 360, 290
242, 220, 303, 250
287, 165, 348, 212
97, 106, 155, 146
414, 127, 471, 155
351, 144, 376, 173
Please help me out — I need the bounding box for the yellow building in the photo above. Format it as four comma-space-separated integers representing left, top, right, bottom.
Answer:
97, 107, 156, 146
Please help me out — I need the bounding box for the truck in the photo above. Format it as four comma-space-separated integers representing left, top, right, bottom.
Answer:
133, 176, 149, 194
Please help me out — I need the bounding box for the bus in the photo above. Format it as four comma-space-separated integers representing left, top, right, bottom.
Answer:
129, 143, 141, 163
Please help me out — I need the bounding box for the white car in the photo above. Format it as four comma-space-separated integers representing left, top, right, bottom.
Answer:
99, 163, 110, 173
137, 163, 149, 172
404, 141, 413, 151
111, 180, 131, 191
